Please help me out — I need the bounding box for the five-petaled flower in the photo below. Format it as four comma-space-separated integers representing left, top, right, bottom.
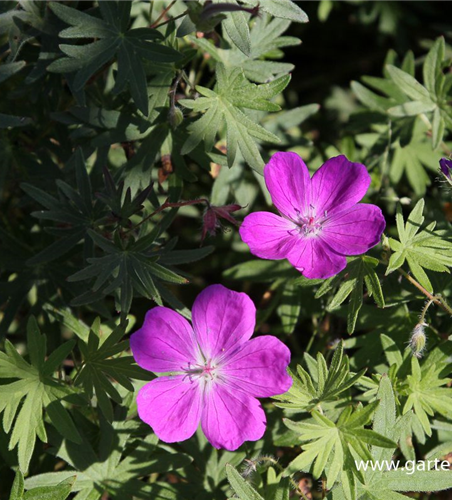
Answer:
130, 284, 292, 450
239, 153, 386, 279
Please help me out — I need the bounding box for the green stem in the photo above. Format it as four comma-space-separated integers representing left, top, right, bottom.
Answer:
397, 266, 452, 315
379, 255, 452, 316
419, 299, 434, 324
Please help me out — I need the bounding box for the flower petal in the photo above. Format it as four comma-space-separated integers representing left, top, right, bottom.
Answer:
264, 152, 311, 219
201, 384, 266, 450
322, 204, 386, 256
136, 376, 202, 443
222, 336, 292, 397
130, 307, 198, 373
192, 284, 256, 359
311, 155, 371, 215
239, 211, 298, 260
287, 237, 346, 279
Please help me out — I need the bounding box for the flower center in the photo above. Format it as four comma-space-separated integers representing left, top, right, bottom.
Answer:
184, 359, 218, 381
299, 214, 323, 236
289, 205, 328, 237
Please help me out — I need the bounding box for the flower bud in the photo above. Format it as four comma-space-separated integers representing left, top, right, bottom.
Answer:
168, 106, 183, 130
201, 204, 242, 242
439, 158, 452, 186
409, 322, 427, 359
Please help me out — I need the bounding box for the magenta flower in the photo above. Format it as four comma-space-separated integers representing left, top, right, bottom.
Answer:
239, 153, 386, 280
130, 285, 292, 450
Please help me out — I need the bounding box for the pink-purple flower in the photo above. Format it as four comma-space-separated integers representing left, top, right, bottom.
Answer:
440, 158, 452, 179
239, 153, 386, 280
130, 284, 292, 450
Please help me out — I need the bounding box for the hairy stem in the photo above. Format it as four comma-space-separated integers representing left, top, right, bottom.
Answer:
150, 0, 177, 28
397, 267, 452, 315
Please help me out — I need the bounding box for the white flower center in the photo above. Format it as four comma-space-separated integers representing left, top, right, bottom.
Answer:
184, 359, 218, 382
290, 206, 327, 237
299, 215, 322, 236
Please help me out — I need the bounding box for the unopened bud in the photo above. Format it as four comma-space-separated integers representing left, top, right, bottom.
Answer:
409, 322, 427, 359
201, 204, 242, 243
440, 158, 452, 177
168, 106, 183, 130
439, 158, 452, 187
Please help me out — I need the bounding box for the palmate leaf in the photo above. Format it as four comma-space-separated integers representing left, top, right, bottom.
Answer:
193, 16, 300, 82
74, 320, 151, 422
0, 317, 80, 472
283, 400, 396, 489
315, 256, 385, 334
389, 118, 440, 196
180, 63, 289, 174
67, 224, 193, 318
330, 377, 452, 500
387, 37, 451, 149
386, 199, 452, 293
22, 148, 106, 266
274, 341, 366, 412
401, 355, 452, 437
9, 471, 75, 500
48, 1, 181, 115
24, 417, 192, 500
352, 37, 451, 151
372, 336, 452, 445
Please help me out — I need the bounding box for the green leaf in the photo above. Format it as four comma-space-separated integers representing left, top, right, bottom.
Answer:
327, 256, 384, 334
388, 101, 436, 117
274, 341, 366, 412
74, 321, 152, 421
24, 476, 75, 500
277, 281, 302, 334
386, 199, 452, 292
242, 0, 308, 23
26, 424, 191, 499
222, 1, 251, 56
351, 81, 392, 112
0, 113, 32, 128
0, 318, 79, 472
226, 464, 264, 500
0, 61, 26, 84
283, 401, 394, 486
224, 259, 297, 282
386, 65, 432, 103
423, 36, 445, 95
48, 2, 181, 115
181, 64, 288, 174
401, 350, 452, 437
374, 469, 452, 493
9, 471, 25, 500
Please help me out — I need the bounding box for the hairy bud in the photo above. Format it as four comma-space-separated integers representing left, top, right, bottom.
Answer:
168, 106, 183, 130
409, 322, 427, 359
